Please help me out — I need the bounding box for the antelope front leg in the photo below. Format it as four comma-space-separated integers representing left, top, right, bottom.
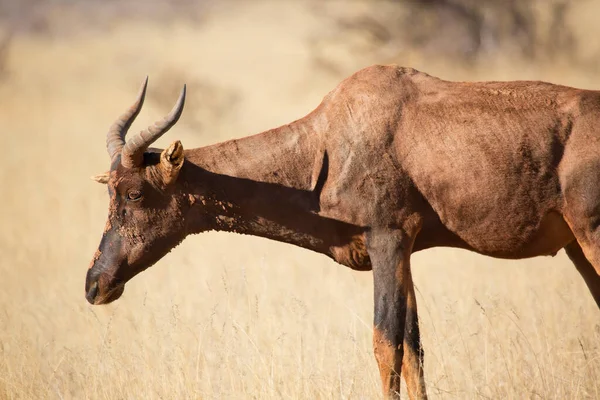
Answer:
401, 270, 427, 399
367, 228, 427, 400
564, 241, 600, 308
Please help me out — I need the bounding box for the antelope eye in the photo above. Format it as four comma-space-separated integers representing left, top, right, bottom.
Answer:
127, 190, 142, 201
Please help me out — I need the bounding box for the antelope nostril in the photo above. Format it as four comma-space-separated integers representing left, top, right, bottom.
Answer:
86, 281, 99, 304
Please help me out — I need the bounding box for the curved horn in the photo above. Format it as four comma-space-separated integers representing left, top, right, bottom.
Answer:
106, 77, 148, 162
121, 85, 186, 168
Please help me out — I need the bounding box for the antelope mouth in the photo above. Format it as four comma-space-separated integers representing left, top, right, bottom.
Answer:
86, 280, 125, 305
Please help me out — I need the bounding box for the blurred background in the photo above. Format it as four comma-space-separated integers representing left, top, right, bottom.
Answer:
0, 0, 599, 398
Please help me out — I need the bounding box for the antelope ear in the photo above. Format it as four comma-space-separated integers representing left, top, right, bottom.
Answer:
91, 171, 110, 184
160, 140, 184, 184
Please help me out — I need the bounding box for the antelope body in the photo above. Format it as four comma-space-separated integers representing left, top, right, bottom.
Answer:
87, 65, 600, 399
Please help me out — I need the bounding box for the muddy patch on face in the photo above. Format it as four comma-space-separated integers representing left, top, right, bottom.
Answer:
88, 249, 102, 269
103, 218, 112, 233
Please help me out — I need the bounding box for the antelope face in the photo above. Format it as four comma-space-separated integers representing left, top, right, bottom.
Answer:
86, 78, 187, 305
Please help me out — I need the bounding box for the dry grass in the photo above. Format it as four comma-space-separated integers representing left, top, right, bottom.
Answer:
0, 1, 599, 399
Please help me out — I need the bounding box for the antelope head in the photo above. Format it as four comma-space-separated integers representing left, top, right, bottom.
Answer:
86, 78, 188, 305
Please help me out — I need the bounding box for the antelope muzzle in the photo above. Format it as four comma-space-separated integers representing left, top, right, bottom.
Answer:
85, 267, 125, 305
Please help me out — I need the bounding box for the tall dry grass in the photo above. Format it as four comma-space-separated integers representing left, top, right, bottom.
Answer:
0, 1, 598, 399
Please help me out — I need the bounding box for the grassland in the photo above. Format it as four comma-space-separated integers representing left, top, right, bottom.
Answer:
0, 1, 598, 399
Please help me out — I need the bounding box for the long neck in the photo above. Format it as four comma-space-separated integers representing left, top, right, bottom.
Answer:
180, 116, 360, 258
189, 118, 320, 191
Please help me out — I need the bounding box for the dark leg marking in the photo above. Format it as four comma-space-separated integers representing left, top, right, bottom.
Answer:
368, 227, 427, 399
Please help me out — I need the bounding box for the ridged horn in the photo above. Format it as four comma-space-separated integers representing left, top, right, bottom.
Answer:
106, 77, 148, 162
121, 85, 186, 168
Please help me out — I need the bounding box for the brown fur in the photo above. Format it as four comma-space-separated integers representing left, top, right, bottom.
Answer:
373, 327, 402, 397
87, 65, 600, 399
